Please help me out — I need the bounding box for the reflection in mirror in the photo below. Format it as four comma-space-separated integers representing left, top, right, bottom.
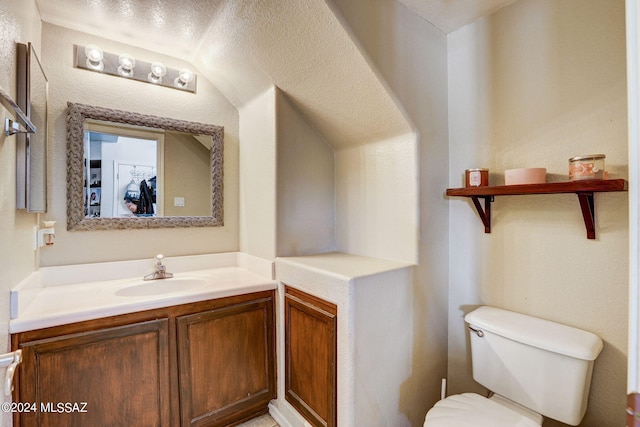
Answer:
84, 124, 213, 219
84, 124, 163, 218
67, 103, 223, 231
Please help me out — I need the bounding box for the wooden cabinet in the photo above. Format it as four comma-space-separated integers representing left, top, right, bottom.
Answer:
16, 319, 170, 427
12, 290, 276, 427
177, 295, 276, 427
284, 286, 337, 427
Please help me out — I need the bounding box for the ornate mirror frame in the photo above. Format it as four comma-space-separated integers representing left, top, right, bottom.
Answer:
66, 102, 224, 231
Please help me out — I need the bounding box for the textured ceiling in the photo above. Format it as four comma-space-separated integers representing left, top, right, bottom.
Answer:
36, 0, 415, 147
35, 0, 222, 61
34, 0, 517, 147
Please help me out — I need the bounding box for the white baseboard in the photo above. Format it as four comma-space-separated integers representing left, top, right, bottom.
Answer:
268, 403, 292, 427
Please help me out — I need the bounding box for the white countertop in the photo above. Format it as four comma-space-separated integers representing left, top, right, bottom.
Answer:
10, 253, 276, 334
276, 252, 414, 281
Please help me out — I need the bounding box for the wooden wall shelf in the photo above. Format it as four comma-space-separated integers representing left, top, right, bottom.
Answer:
446, 179, 627, 239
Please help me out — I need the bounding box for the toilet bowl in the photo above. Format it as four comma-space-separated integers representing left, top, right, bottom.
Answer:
423, 306, 603, 427
424, 393, 542, 427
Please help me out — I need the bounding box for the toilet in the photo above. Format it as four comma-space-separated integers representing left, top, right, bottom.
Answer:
424, 306, 603, 427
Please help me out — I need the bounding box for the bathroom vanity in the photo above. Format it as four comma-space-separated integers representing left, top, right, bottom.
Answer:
9, 253, 276, 427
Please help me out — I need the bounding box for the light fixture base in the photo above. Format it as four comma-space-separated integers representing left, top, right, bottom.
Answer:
75, 45, 197, 93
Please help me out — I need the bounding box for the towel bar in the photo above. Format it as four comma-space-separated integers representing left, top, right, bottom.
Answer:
0, 350, 22, 395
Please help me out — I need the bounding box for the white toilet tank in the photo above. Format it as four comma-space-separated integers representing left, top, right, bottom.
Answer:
465, 306, 603, 426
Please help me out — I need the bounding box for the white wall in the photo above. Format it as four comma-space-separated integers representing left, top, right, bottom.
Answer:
39, 23, 240, 266
275, 89, 336, 257
447, 1, 628, 426
335, 133, 418, 264
330, 0, 450, 424
0, 2, 42, 425
239, 87, 277, 260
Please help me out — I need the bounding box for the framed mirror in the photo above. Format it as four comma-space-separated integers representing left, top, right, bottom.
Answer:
66, 102, 224, 231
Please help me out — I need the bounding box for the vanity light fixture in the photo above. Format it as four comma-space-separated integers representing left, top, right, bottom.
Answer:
174, 68, 194, 88
117, 54, 136, 77
75, 45, 197, 93
84, 44, 104, 71
148, 62, 167, 84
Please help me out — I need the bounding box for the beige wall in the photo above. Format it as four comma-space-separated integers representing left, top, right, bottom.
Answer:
0, 1, 41, 290
39, 23, 240, 266
447, 1, 628, 426
0, 1, 42, 425
330, 0, 450, 424
239, 87, 277, 260
163, 132, 211, 217
335, 133, 418, 264
275, 89, 336, 257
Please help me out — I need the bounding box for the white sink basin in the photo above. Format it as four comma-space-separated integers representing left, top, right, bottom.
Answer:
114, 277, 208, 297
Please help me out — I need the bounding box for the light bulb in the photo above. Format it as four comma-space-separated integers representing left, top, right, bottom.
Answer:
118, 54, 136, 77
84, 44, 104, 71
148, 62, 166, 84
174, 68, 194, 88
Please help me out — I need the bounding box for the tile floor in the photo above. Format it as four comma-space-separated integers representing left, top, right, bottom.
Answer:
236, 414, 279, 427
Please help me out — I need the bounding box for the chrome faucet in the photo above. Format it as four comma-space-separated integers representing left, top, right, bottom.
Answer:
144, 254, 174, 280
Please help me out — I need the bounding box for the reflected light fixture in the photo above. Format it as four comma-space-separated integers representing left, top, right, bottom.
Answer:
84, 44, 104, 71
118, 54, 136, 77
148, 62, 166, 84
174, 68, 194, 88
75, 45, 196, 93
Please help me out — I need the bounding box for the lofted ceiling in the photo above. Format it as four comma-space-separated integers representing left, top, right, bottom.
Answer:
35, 0, 518, 61
396, 0, 518, 33
35, 0, 516, 147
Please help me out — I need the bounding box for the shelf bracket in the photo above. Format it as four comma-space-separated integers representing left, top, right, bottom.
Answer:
577, 192, 596, 239
471, 196, 493, 233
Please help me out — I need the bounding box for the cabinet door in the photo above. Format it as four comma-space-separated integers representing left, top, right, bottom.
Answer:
177, 294, 276, 427
284, 286, 337, 427
17, 319, 170, 427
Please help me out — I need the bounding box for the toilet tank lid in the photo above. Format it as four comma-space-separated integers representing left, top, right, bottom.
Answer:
465, 306, 603, 361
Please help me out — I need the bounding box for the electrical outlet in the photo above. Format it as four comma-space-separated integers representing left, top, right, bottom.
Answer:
174, 197, 185, 207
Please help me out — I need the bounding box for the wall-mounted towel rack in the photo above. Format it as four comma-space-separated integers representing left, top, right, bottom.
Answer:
0, 350, 22, 395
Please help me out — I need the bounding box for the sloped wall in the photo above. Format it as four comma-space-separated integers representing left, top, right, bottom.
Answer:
193, 0, 412, 149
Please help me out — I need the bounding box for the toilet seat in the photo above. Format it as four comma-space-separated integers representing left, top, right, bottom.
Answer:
423, 393, 543, 427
